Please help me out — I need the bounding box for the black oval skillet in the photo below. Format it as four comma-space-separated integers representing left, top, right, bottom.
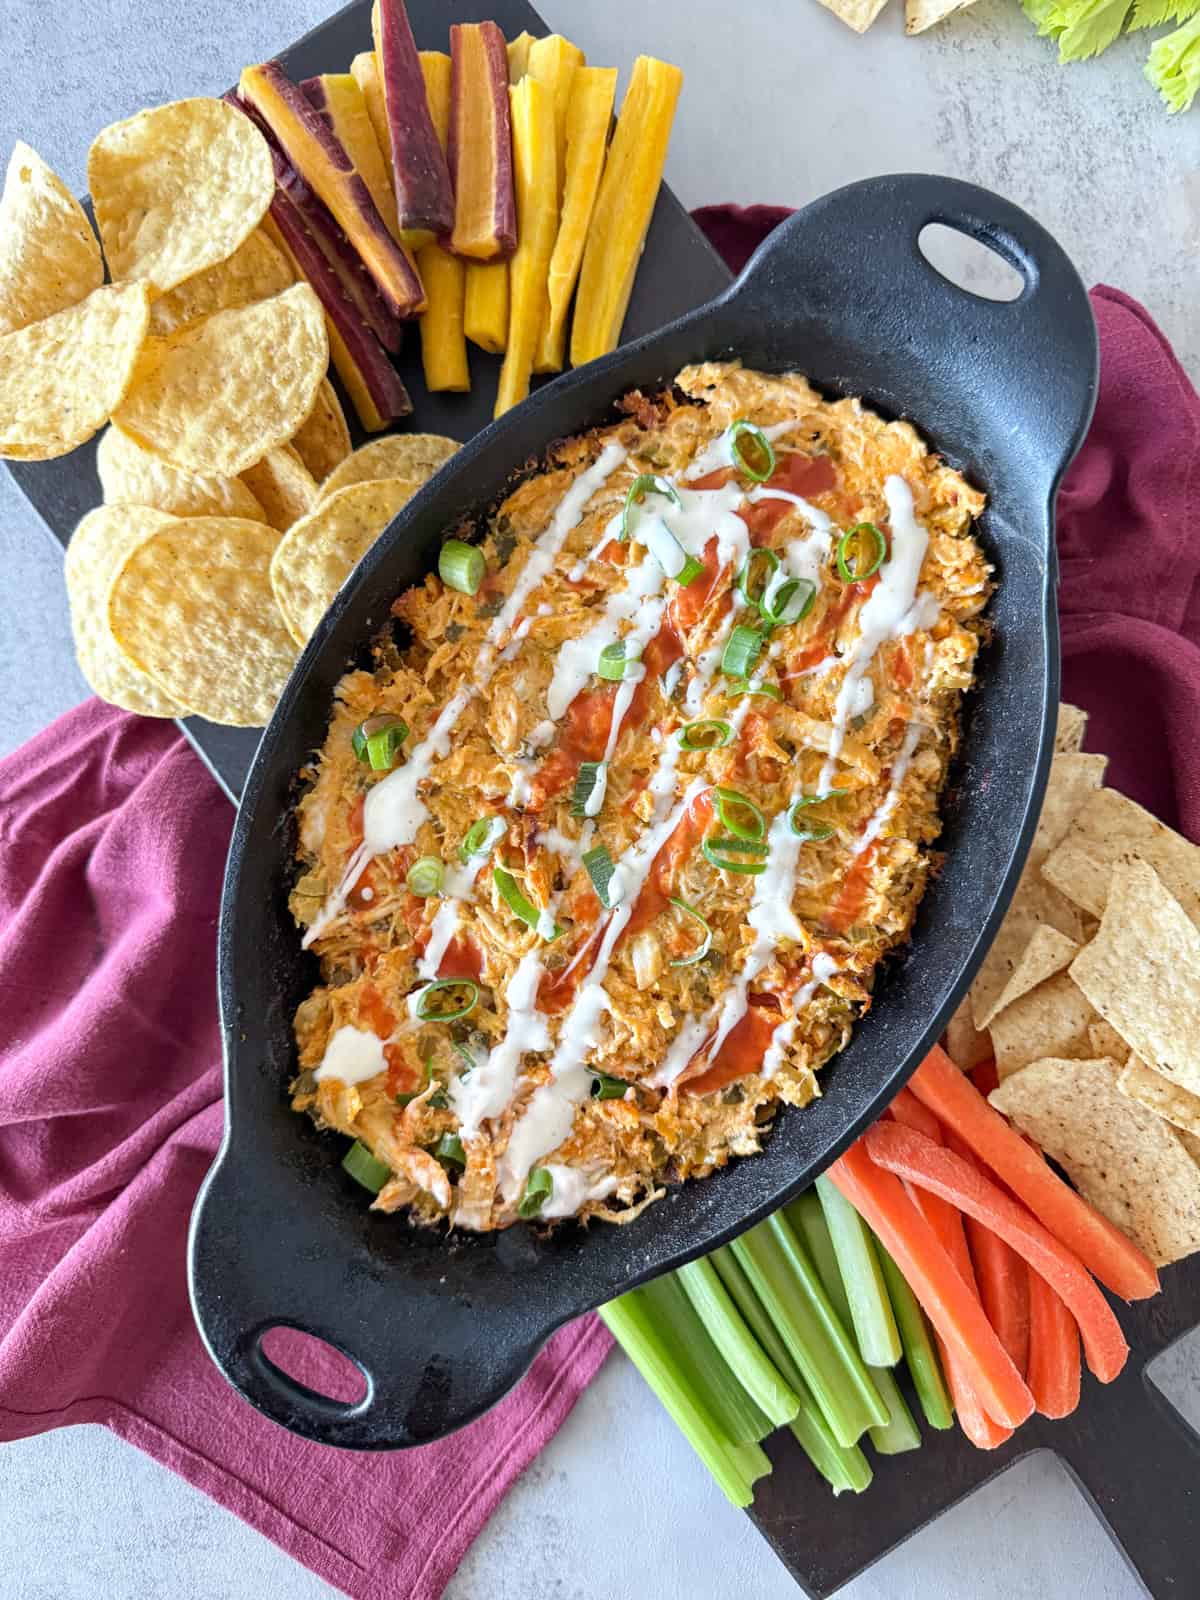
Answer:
188, 173, 1098, 1449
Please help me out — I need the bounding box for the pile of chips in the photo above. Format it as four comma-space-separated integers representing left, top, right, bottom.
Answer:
0, 101, 459, 726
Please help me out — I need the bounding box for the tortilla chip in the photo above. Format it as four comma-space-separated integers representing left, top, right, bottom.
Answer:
990, 1056, 1200, 1267
317, 433, 460, 501
905, 0, 979, 30
1071, 858, 1200, 1098
240, 444, 319, 532
291, 378, 351, 484
1118, 1055, 1200, 1138
269, 477, 419, 645
817, 0, 890, 29
113, 283, 327, 477
148, 227, 293, 337
1088, 1018, 1129, 1060
989, 972, 1095, 1081
89, 98, 274, 295
98, 423, 265, 520
1178, 1129, 1200, 1167
0, 142, 103, 335
983, 924, 1079, 1027
1042, 787, 1200, 929
943, 994, 993, 1071
107, 515, 297, 726
64, 505, 187, 717
1054, 703, 1088, 753
0, 281, 150, 460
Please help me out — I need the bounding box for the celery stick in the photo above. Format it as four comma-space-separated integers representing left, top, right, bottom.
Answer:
711, 1245, 808, 1396
877, 1242, 955, 1431
790, 1403, 873, 1495
863, 1366, 922, 1454
636, 1273, 772, 1443
816, 1174, 902, 1368
677, 1258, 800, 1429
730, 1439, 773, 1487
731, 1215, 888, 1447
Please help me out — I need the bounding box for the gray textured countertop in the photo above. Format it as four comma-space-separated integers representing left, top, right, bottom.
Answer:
2, 0, 1197, 1595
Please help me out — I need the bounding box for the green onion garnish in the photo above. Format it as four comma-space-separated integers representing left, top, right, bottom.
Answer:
622, 473, 682, 542
406, 855, 445, 897
729, 420, 776, 483
678, 719, 734, 752
583, 843, 620, 908
460, 815, 505, 861
493, 865, 560, 940
714, 786, 766, 841
434, 1132, 466, 1171
637, 514, 705, 588
702, 836, 769, 874
453, 1042, 478, 1076
788, 790, 847, 843
836, 523, 886, 583
352, 714, 409, 770
598, 640, 641, 681
518, 1166, 553, 1219
761, 576, 816, 627
414, 978, 479, 1022
736, 548, 780, 610
721, 624, 764, 679
726, 679, 783, 702
676, 555, 706, 587
570, 760, 605, 818
591, 1072, 630, 1100
439, 538, 486, 595
669, 897, 713, 966
342, 1139, 391, 1194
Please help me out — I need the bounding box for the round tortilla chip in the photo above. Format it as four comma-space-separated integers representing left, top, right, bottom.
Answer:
98, 423, 265, 520
240, 444, 320, 532
0, 142, 104, 336
113, 282, 328, 477
291, 378, 352, 484
0, 281, 150, 461
270, 477, 419, 645
148, 227, 294, 337
88, 98, 274, 296
108, 516, 298, 726
64, 505, 188, 716
317, 433, 459, 501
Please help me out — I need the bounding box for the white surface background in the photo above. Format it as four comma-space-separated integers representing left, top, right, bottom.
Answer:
1, 0, 1198, 1595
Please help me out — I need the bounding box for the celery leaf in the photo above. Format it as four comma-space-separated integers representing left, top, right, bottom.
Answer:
1146, 9, 1200, 108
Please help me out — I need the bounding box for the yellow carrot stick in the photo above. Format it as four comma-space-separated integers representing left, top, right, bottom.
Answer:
416, 50, 469, 392
495, 75, 557, 417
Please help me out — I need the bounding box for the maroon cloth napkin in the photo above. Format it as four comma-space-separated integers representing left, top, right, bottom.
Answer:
0, 205, 1196, 1600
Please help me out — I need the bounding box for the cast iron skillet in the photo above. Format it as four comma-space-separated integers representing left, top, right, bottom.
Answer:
188, 174, 1097, 1449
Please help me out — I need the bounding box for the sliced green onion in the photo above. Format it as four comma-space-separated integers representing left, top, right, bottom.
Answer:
714, 786, 766, 842
702, 835, 768, 874
729, 420, 776, 482
434, 1132, 466, 1171
591, 1071, 630, 1100
598, 639, 641, 681
676, 1257, 800, 1429
414, 978, 478, 1022
342, 1139, 391, 1194
352, 715, 409, 770
726, 678, 783, 702
453, 1042, 478, 1076
406, 855, 445, 897
518, 1166, 553, 1219
878, 1243, 954, 1431
736, 547, 780, 609
678, 719, 733, 752
637, 512, 704, 587
439, 538, 486, 595
761, 575, 816, 627
721, 623, 764, 679
621, 473, 682, 542
836, 522, 886, 583
493, 865, 560, 940
570, 760, 605, 818
676, 554, 706, 587
460, 815, 505, 861
668, 897, 713, 966
583, 843, 620, 908
788, 790, 846, 843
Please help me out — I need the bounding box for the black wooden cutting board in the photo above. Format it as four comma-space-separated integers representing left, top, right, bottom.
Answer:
6, 0, 1199, 1595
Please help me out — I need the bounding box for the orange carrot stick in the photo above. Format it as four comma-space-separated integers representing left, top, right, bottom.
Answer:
864, 1121, 1128, 1383
948, 1131, 1030, 1378
1027, 1264, 1081, 1419
909, 1046, 1160, 1302
829, 1143, 1034, 1430
888, 1085, 943, 1143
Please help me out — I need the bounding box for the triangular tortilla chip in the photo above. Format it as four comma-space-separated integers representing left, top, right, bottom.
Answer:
1089, 1018, 1129, 1059
1042, 787, 1200, 929
818, 0, 890, 32
905, 0, 978, 29
991, 1056, 1200, 1267
990, 971, 1095, 1081
944, 994, 992, 1071
1118, 1054, 1200, 1138
1054, 703, 1088, 753
982, 924, 1079, 1028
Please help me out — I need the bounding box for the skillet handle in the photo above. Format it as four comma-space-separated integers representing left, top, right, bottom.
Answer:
725, 173, 1099, 507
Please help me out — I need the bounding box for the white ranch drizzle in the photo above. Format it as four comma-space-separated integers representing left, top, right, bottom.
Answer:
313, 1024, 387, 1086
682, 418, 805, 482
539, 1164, 620, 1218
417, 896, 462, 982
451, 946, 549, 1140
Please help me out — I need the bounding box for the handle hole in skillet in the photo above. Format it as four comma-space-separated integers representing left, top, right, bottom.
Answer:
257, 1324, 369, 1407
917, 222, 1026, 303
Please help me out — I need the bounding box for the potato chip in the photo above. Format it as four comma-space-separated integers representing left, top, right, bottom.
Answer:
817, 0, 890, 29
89, 98, 274, 296
943, 994, 992, 1071
1054, 702, 1088, 754
148, 228, 293, 337
113, 283, 328, 477
64, 505, 187, 716
990, 972, 1095, 1081
270, 478, 418, 645
0, 142, 103, 335
980, 924, 1079, 1031
107, 516, 297, 726
991, 1056, 1200, 1267
317, 433, 460, 501
905, 0, 980, 33
1118, 1055, 1200, 1138
0, 281, 150, 460
1042, 787, 1200, 929
292, 378, 352, 484
1070, 857, 1200, 1098
240, 445, 319, 532
1088, 1018, 1129, 1060
98, 423, 265, 520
